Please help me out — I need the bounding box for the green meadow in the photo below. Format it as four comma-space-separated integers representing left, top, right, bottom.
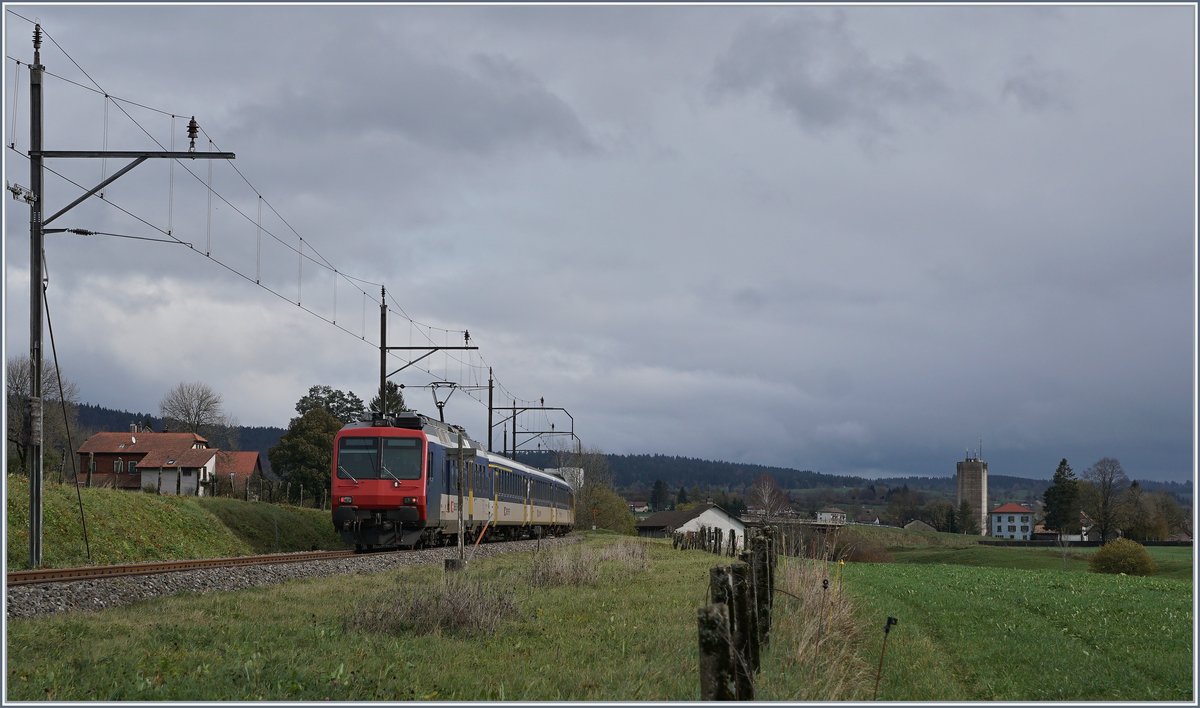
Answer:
5, 485, 1193, 701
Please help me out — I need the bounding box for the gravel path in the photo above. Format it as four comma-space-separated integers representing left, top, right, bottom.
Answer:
7, 537, 578, 619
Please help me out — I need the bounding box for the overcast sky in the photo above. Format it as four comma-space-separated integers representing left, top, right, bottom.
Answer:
3, 4, 1195, 483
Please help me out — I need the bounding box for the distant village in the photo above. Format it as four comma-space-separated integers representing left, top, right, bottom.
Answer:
20, 392, 1190, 550
627, 452, 1192, 547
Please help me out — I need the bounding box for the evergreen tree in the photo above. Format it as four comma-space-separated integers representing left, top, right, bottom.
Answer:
649, 479, 669, 512
675, 485, 689, 507
368, 381, 407, 416
1043, 458, 1080, 538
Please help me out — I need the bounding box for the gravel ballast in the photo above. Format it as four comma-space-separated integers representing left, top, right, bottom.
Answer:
7, 537, 578, 619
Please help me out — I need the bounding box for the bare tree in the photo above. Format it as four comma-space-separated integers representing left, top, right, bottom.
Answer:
159, 381, 238, 448
1082, 457, 1130, 544
6, 355, 79, 476
749, 473, 789, 521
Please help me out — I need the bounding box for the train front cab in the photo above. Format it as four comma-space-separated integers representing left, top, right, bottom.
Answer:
331, 423, 428, 550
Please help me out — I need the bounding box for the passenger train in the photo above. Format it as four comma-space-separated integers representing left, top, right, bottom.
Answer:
331, 411, 574, 550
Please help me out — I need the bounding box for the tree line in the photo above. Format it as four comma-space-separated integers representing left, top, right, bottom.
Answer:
1041, 457, 1187, 543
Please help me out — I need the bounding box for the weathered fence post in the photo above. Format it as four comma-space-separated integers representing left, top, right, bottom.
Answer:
710, 565, 733, 605
751, 532, 771, 645
697, 604, 736, 700
735, 553, 760, 673
729, 562, 756, 695
765, 526, 777, 609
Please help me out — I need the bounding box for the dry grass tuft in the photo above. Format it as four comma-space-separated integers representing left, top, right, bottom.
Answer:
529, 539, 650, 586
344, 572, 517, 637
529, 548, 599, 586
769, 558, 873, 700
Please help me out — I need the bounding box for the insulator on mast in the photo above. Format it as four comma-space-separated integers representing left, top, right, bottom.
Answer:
186, 116, 199, 152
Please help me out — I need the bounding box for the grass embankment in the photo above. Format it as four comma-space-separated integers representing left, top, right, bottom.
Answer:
6, 475, 342, 568
7, 535, 841, 701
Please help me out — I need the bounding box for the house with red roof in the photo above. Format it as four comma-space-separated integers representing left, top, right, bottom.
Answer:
215, 450, 264, 496
76, 425, 259, 497
989, 502, 1035, 540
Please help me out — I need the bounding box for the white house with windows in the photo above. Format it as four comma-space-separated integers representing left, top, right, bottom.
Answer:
816, 507, 848, 525
989, 502, 1034, 540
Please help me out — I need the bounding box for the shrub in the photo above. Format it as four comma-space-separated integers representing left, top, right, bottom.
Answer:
1089, 538, 1157, 576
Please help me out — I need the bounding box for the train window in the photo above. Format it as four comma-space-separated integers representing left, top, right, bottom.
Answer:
337, 437, 379, 479
382, 438, 422, 480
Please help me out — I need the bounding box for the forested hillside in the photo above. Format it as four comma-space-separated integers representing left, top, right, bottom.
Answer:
72, 405, 1191, 502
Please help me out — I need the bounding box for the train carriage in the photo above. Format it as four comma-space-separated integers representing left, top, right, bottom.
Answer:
331, 411, 574, 551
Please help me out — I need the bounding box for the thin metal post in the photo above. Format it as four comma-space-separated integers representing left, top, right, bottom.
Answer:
457, 433, 465, 561
27, 25, 45, 569
487, 368, 493, 452
379, 286, 387, 418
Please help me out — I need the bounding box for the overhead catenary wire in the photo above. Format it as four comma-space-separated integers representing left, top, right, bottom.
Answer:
5, 17, 556, 423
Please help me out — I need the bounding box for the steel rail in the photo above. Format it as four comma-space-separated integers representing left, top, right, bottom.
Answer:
6, 549, 364, 587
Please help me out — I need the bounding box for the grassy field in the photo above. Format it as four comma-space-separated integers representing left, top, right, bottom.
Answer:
6, 475, 343, 568
842, 561, 1193, 700
6, 535, 843, 701
890, 543, 1194, 580
6, 525, 1194, 701
5, 485, 1193, 701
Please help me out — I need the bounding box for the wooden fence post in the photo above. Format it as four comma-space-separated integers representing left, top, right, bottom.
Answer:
752, 533, 771, 646
764, 526, 777, 610
730, 561, 756, 693
697, 604, 736, 700
736, 552, 760, 673
710, 565, 733, 606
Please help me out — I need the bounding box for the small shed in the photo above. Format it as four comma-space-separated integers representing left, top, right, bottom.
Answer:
904, 519, 937, 533
636, 503, 747, 552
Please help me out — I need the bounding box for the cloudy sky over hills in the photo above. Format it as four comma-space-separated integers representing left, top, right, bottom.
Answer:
3, 4, 1195, 481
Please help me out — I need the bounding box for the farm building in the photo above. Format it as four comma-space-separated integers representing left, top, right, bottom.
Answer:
77, 428, 214, 494
75, 426, 260, 496
816, 507, 847, 525
636, 503, 746, 551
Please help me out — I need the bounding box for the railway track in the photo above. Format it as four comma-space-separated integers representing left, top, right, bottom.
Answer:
6, 549, 366, 587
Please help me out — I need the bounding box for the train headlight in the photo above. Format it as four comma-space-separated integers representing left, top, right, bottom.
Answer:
339, 496, 353, 504
403, 497, 417, 505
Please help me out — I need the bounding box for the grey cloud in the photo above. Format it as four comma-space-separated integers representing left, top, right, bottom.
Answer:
709, 10, 958, 139
232, 42, 595, 158
1001, 56, 1072, 111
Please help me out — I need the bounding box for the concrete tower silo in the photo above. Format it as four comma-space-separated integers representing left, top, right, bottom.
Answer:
956, 452, 988, 535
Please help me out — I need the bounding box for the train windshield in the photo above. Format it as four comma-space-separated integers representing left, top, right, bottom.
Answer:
337, 437, 422, 480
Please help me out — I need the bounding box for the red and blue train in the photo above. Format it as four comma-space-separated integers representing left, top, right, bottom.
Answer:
331, 410, 574, 551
